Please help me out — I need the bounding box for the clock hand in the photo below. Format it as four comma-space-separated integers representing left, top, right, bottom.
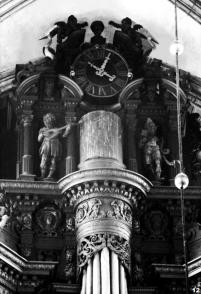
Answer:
99, 53, 111, 71
88, 61, 101, 71
103, 71, 116, 81
99, 70, 116, 81
88, 62, 116, 81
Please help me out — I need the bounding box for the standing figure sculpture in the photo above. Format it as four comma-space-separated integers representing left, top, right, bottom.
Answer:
38, 113, 71, 180
139, 118, 162, 180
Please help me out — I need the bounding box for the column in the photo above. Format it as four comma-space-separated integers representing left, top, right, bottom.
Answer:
93, 253, 101, 294
20, 114, 35, 180
125, 101, 139, 172
101, 247, 110, 294
168, 109, 179, 184
65, 123, 77, 174
111, 251, 119, 294
64, 101, 78, 175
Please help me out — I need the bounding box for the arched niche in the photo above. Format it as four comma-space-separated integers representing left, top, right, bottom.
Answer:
17, 74, 83, 102
16, 73, 83, 181
119, 78, 188, 184
119, 78, 187, 105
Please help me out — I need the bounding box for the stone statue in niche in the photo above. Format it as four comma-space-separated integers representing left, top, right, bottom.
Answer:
139, 117, 162, 181
38, 113, 72, 180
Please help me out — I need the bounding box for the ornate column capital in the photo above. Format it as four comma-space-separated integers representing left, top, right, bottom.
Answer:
21, 114, 33, 126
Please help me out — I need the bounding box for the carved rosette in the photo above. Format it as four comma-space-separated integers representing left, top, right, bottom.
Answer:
58, 169, 152, 274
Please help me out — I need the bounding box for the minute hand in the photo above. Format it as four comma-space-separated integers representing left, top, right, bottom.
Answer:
100, 53, 111, 70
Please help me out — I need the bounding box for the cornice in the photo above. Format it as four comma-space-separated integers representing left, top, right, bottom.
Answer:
152, 263, 184, 278
188, 255, 201, 277
153, 254, 201, 279
150, 186, 201, 199
58, 168, 152, 195
0, 179, 60, 195
0, 0, 36, 22
1, 179, 201, 200
0, 242, 57, 274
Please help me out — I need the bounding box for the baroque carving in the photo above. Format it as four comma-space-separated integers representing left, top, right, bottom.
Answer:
75, 198, 104, 224
77, 233, 130, 272
65, 217, 75, 232
35, 205, 61, 236
63, 179, 145, 208
77, 234, 106, 268
107, 234, 130, 272
64, 250, 76, 283
20, 213, 32, 230
107, 199, 132, 225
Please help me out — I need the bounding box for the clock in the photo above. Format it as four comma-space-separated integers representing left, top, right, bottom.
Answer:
71, 46, 130, 98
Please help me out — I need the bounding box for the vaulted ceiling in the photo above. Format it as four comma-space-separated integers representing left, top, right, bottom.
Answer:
168, 0, 201, 25
0, 0, 201, 78
1, 0, 201, 24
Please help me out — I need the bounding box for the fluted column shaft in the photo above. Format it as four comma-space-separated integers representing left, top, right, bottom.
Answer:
20, 114, 35, 179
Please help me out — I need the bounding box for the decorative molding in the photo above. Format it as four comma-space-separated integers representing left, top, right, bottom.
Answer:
75, 198, 103, 225
58, 168, 152, 197
77, 233, 106, 268
152, 263, 184, 278
150, 186, 201, 199
77, 233, 130, 272
66, 179, 144, 210
0, 180, 60, 194
75, 197, 133, 227
188, 255, 201, 277
0, 242, 57, 274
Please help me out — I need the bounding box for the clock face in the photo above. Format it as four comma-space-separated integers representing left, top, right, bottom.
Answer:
72, 47, 130, 98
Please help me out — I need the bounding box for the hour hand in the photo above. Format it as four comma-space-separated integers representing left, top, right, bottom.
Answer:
101, 71, 116, 81
88, 62, 101, 71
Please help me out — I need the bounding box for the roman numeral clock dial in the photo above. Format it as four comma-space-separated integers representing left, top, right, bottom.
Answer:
71, 47, 130, 102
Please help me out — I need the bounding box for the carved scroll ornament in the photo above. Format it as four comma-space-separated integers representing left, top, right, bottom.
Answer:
77, 233, 130, 272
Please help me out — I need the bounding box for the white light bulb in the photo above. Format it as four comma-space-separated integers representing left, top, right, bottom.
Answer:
170, 40, 184, 56
174, 172, 189, 190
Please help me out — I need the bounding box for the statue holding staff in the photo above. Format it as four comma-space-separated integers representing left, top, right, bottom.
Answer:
38, 113, 72, 179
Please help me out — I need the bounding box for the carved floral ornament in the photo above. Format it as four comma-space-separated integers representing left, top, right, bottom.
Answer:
77, 233, 130, 273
